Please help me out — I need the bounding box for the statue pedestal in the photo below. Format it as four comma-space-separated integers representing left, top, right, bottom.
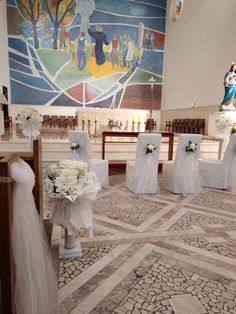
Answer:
208, 111, 236, 137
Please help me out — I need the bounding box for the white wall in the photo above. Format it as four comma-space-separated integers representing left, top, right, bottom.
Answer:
162, 0, 236, 110
0, 0, 10, 91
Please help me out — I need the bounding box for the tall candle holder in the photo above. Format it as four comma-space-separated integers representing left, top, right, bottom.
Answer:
87, 119, 91, 137
82, 119, 85, 131
94, 120, 98, 137
132, 121, 135, 132
137, 121, 141, 132
148, 76, 155, 133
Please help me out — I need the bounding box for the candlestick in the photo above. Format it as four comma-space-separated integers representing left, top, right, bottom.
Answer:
137, 121, 141, 132
82, 119, 85, 131
87, 119, 91, 137
94, 120, 98, 137
148, 76, 155, 133
132, 121, 135, 132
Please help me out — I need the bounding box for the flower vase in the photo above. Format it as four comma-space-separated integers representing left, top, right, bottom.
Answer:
64, 228, 76, 249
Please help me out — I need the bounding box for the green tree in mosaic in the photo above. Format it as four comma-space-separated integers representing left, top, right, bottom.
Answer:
16, 0, 45, 49
43, 0, 76, 49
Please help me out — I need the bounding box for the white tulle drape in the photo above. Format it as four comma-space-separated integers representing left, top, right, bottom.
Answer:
10, 159, 57, 314
17, 117, 42, 151
68, 130, 109, 187
174, 134, 202, 196
223, 134, 236, 190
49, 190, 99, 236
68, 130, 92, 164
126, 133, 161, 194
174, 152, 201, 196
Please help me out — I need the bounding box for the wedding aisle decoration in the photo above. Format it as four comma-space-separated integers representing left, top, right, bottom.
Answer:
185, 140, 197, 152
174, 138, 201, 197
16, 107, 42, 150
145, 143, 157, 154
215, 114, 232, 139
70, 141, 80, 160
108, 118, 122, 130
45, 160, 101, 257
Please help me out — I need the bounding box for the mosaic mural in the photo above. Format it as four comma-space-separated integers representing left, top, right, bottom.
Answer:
7, 0, 167, 109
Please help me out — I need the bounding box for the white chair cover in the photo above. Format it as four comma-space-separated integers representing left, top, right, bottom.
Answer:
199, 133, 236, 189
162, 134, 202, 195
68, 130, 108, 187
68, 130, 91, 164
126, 133, 162, 194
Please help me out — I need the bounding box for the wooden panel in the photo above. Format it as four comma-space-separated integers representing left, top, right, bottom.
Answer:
0, 154, 17, 314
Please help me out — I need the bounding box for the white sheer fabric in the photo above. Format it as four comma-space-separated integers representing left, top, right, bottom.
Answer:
68, 130, 108, 187
162, 134, 202, 195
10, 159, 57, 314
199, 134, 236, 189
126, 133, 162, 194
49, 189, 98, 236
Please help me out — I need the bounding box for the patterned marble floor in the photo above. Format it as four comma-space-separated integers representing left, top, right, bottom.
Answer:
50, 175, 236, 314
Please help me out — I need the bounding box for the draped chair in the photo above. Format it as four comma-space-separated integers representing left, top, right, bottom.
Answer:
68, 130, 108, 187
199, 134, 236, 189
126, 133, 162, 194
162, 134, 202, 195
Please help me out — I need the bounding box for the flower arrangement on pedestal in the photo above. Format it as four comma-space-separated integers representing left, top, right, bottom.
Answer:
185, 140, 197, 152
108, 118, 122, 130
145, 143, 157, 154
45, 160, 100, 255
45, 160, 100, 202
215, 115, 232, 138
16, 107, 42, 150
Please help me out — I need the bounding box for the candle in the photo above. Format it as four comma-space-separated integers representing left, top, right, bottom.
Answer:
82, 113, 85, 121
95, 114, 97, 121
87, 113, 91, 121
132, 115, 135, 122
138, 115, 140, 123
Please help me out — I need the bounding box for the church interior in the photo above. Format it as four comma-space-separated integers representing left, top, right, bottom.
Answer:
1, 0, 236, 313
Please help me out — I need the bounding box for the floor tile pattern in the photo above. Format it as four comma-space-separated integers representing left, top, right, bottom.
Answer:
47, 174, 236, 314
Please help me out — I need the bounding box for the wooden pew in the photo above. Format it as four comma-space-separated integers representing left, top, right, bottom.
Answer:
0, 154, 18, 314
0, 137, 43, 218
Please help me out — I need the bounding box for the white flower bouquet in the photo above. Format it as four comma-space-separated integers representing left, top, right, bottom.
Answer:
70, 142, 80, 150
146, 143, 157, 154
185, 140, 197, 152
108, 119, 122, 130
215, 115, 232, 130
16, 107, 42, 140
45, 160, 100, 202
21, 107, 42, 120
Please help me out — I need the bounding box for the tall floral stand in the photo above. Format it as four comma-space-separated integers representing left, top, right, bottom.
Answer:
209, 111, 236, 159
45, 160, 100, 259
59, 228, 83, 259
49, 191, 98, 259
